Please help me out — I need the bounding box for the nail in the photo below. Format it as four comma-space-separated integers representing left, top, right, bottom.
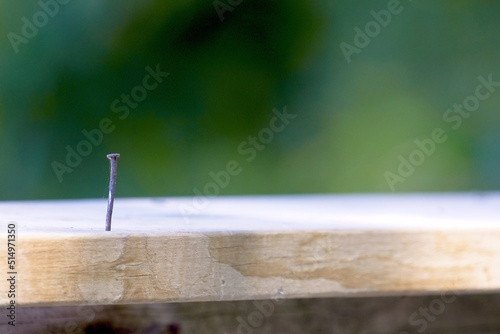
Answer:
106, 153, 120, 231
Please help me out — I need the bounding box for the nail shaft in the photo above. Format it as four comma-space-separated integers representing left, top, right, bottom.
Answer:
106, 153, 120, 231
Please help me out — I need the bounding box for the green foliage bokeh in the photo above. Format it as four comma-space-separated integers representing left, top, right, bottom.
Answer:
0, 0, 499, 200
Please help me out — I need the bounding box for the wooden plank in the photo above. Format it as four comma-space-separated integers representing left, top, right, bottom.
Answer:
1, 193, 500, 306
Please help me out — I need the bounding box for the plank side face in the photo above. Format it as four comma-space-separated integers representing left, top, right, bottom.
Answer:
1, 193, 500, 306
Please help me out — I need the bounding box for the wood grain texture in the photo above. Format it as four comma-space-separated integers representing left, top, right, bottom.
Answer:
1, 193, 499, 306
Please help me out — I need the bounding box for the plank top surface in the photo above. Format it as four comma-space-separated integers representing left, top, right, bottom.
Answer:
2, 192, 499, 234
1, 193, 500, 306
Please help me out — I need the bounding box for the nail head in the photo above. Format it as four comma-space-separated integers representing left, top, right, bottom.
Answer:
107, 153, 120, 159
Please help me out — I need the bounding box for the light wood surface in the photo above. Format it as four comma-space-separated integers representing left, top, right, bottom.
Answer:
1, 193, 499, 306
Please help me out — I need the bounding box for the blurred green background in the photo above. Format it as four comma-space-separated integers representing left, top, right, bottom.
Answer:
1, 0, 499, 200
